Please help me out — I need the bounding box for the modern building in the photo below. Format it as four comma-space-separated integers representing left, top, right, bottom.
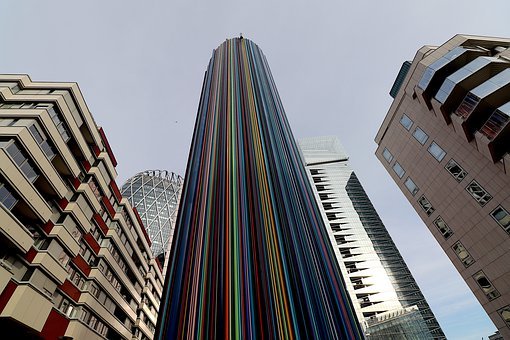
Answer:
0, 75, 163, 339
298, 136, 444, 339
375, 35, 510, 337
120, 170, 183, 276
156, 38, 363, 339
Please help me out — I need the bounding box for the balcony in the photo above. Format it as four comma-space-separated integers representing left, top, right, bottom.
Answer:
451, 68, 510, 142
431, 57, 509, 124
475, 102, 510, 163
416, 46, 489, 109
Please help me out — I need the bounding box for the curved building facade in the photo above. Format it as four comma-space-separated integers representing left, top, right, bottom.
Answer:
156, 38, 362, 339
121, 170, 183, 266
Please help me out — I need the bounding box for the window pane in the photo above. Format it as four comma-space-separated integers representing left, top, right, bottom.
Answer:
492, 206, 510, 233
452, 241, 475, 267
392, 162, 405, 178
418, 195, 435, 216
445, 159, 467, 182
382, 148, 393, 163
404, 177, 419, 196
400, 114, 413, 130
466, 181, 492, 206
428, 142, 446, 161
433, 216, 453, 239
413, 127, 429, 145
473, 271, 500, 301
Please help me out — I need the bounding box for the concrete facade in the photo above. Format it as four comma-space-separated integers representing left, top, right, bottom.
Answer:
0, 75, 163, 339
375, 35, 510, 338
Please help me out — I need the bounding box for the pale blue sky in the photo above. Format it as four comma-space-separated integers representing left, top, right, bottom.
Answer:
1, 1, 510, 338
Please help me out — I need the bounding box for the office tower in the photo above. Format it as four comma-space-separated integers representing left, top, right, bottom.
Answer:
156, 38, 363, 339
375, 35, 510, 337
0, 75, 163, 340
299, 136, 444, 339
120, 170, 183, 276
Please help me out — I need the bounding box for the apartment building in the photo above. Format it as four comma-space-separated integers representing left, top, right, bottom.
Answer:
0, 75, 163, 339
375, 35, 510, 337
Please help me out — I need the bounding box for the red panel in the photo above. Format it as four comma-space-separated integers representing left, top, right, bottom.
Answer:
109, 180, 122, 203
81, 160, 91, 172
71, 176, 81, 190
92, 144, 101, 157
42, 220, 54, 234
101, 196, 116, 218
0, 281, 17, 314
98, 127, 118, 167
155, 256, 163, 273
40, 309, 70, 340
92, 213, 109, 235
24, 247, 37, 263
72, 255, 91, 276
83, 233, 100, 255
133, 207, 151, 247
58, 197, 69, 210
58, 280, 81, 303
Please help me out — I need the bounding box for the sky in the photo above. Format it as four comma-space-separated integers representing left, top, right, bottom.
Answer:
1, 1, 509, 338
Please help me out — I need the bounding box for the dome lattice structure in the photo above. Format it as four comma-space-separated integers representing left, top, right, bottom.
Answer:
121, 170, 183, 258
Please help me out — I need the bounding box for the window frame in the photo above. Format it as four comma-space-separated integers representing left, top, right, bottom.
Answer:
412, 127, 429, 145
392, 162, 405, 179
428, 141, 447, 162
404, 177, 419, 196
399, 114, 413, 131
445, 159, 467, 182
466, 180, 492, 206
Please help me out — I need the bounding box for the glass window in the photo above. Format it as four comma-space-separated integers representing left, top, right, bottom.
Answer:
418, 195, 435, 216
382, 148, 393, 163
0, 181, 18, 210
400, 114, 413, 131
392, 162, 405, 178
428, 142, 446, 162
473, 271, 500, 301
491, 206, 510, 233
412, 127, 429, 145
445, 159, 467, 182
466, 181, 492, 206
452, 241, 475, 267
498, 306, 510, 327
404, 177, 419, 196
433, 216, 453, 239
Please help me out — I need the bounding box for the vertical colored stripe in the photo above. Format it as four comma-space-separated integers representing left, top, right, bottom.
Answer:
156, 38, 363, 340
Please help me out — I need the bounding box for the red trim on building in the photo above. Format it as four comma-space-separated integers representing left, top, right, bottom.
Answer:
83, 233, 100, 255
72, 255, 91, 276
0, 281, 17, 314
59, 280, 81, 303
58, 197, 69, 210
81, 160, 91, 172
40, 309, 70, 339
92, 213, 109, 235
109, 180, 122, 203
133, 207, 151, 247
24, 247, 37, 263
155, 256, 163, 273
92, 144, 101, 157
72, 176, 81, 190
98, 127, 118, 167
101, 196, 116, 218
42, 220, 54, 234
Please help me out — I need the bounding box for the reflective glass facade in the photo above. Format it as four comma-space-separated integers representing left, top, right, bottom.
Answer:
121, 170, 183, 260
299, 136, 445, 339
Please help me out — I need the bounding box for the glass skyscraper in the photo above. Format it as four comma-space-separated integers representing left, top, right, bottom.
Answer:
298, 136, 445, 339
156, 38, 363, 339
121, 170, 183, 270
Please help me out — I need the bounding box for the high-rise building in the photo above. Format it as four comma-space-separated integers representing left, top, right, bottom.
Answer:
375, 35, 510, 337
0, 75, 163, 339
156, 38, 363, 339
120, 170, 183, 276
298, 136, 444, 339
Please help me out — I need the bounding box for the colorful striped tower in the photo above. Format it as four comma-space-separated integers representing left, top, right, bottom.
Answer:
156, 38, 363, 340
